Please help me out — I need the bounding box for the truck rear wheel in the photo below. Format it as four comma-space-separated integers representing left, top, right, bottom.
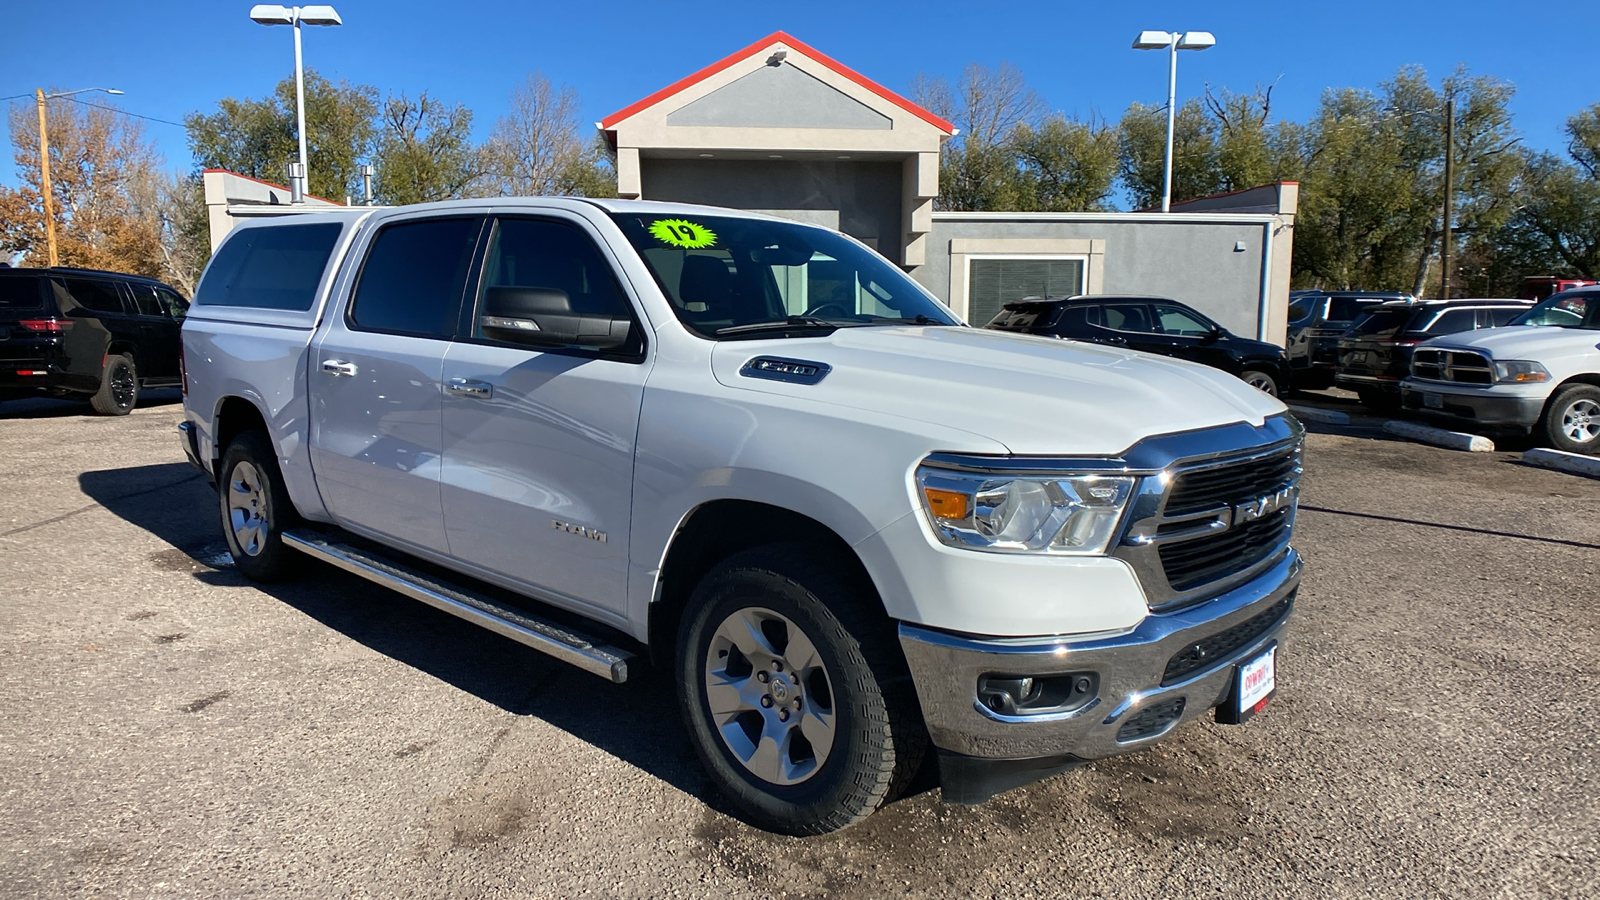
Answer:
218, 431, 300, 582
1540, 385, 1600, 455
676, 544, 925, 834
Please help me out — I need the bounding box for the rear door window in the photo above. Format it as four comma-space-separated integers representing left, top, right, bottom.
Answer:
156, 288, 189, 321
348, 217, 481, 337
1425, 309, 1477, 335
62, 278, 126, 313
1102, 303, 1154, 333
0, 275, 44, 310
129, 283, 165, 317
195, 222, 343, 311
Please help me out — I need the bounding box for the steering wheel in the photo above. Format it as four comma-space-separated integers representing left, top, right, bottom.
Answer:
802, 303, 849, 319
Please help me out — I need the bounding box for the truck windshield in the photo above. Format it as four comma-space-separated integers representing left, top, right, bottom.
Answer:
1511, 293, 1598, 330
607, 213, 958, 339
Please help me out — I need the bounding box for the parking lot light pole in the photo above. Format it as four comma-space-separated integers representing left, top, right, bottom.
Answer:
1132, 30, 1215, 212
32, 87, 124, 267
249, 5, 342, 201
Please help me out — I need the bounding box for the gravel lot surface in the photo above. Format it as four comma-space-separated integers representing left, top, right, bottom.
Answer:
1, 392, 1595, 899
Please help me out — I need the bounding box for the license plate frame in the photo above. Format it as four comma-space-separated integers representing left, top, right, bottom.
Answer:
1216, 642, 1277, 725
1423, 392, 1444, 409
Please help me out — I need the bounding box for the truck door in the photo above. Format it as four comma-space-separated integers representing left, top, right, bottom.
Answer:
309, 214, 484, 555
439, 214, 649, 622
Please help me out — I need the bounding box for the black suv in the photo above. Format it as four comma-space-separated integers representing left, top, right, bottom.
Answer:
0, 267, 189, 415
1335, 298, 1532, 409
985, 295, 1291, 396
1286, 289, 1413, 389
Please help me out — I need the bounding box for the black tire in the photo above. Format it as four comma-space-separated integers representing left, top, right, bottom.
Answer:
1539, 384, 1600, 455
218, 430, 300, 582
1240, 369, 1279, 397
89, 353, 139, 416
676, 543, 926, 834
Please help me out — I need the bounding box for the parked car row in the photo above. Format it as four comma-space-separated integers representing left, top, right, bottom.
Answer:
1334, 298, 1533, 409
0, 266, 189, 415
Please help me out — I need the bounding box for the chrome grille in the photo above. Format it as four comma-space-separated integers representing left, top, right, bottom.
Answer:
1411, 348, 1493, 384
1115, 436, 1302, 612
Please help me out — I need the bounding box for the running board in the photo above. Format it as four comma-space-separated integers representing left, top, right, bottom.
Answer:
282, 529, 634, 683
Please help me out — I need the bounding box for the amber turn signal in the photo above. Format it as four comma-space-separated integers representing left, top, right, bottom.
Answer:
923, 487, 970, 520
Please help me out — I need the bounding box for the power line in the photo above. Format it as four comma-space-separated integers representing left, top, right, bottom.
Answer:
63, 96, 186, 128
1, 93, 187, 128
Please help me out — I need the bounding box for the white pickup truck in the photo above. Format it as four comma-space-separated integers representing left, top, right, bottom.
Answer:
178, 198, 1302, 834
1401, 286, 1600, 454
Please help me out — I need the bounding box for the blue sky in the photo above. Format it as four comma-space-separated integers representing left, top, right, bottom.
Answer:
3, 0, 1597, 195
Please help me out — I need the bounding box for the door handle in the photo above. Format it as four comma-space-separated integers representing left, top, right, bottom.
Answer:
321, 359, 358, 377
446, 378, 492, 398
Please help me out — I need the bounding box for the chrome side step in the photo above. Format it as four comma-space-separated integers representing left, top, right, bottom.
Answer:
282, 529, 634, 683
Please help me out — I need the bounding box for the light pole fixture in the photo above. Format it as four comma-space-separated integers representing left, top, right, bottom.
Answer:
34, 87, 124, 267
1132, 30, 1215, 213
249, 4, 342, 202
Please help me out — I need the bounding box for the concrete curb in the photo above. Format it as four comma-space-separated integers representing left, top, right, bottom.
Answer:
1288, 405, 1351, 425
1522, 448, 1600, 478
1382, 420, 1496, 452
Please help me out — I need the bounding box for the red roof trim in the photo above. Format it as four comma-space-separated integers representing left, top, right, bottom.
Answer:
599, 31, 954, 134
202, 168, 340, 205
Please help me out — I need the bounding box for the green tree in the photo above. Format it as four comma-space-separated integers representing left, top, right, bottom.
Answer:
186, 70, 378, 201
1008, 114, 1120, 211
372, 92, 482, 204
1117, 99, 1222, 209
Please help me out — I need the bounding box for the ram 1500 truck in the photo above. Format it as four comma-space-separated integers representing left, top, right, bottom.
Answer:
1402, 286, 1600, 455
178, 199, 1303, 834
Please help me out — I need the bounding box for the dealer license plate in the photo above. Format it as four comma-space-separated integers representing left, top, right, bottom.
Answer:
1424, 392, 1444, 409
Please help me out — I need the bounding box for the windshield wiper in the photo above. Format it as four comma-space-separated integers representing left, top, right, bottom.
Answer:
716, 316, 844, 337
874, 314, 952, 326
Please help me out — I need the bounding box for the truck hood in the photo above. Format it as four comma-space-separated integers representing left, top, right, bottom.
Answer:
1422, 325, 1600, 359
710, 326, 1284, 455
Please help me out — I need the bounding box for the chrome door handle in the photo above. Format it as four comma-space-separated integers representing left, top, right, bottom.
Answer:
322, 359, 358, 377
446, 378, 492, 398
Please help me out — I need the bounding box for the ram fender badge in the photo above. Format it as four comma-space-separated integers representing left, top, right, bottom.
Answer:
551, 519, 607, 543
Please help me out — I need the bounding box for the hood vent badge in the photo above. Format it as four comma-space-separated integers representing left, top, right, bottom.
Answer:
740, 356, 832, 385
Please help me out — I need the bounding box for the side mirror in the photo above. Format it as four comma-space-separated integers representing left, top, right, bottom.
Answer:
480, 286, 631, 351
1202, 325, 1225, 343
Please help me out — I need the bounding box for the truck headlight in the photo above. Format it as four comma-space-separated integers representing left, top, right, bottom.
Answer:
915, 465, 1135, 555
1493, 360, 1550, 383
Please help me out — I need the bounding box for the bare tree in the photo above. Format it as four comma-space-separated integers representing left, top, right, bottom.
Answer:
483, 73, 612, 197
914, 63, 1044, 211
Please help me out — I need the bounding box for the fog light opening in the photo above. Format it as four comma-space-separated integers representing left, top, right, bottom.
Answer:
977, 671, 1099, 717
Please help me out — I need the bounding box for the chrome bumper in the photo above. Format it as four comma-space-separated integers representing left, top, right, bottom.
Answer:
899, 549, 1300, 760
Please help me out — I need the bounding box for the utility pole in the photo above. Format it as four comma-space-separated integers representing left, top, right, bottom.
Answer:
1440, 98, 1454, 300
35, 89, 59, 268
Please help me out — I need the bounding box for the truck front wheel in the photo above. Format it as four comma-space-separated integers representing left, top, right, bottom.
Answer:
676, 544, 925, 834
1541, 384, 1600, 455
218, 431, 300, 581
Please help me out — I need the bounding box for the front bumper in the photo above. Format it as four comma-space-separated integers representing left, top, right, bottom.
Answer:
899, 548, 1299, 764
1399, 383, 1546, 427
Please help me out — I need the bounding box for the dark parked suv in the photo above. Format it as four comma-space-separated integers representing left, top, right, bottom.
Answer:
1335, 298, 1532, 409
0, 267, 189, 415
985, 294, 1291, 396
1286, 289, 1412, 389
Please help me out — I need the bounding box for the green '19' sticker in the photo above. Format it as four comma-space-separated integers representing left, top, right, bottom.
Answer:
649, 218, 717, 249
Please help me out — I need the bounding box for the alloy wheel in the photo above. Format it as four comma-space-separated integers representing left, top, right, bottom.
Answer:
1561, 398, 1600, 444
227, 461, 269, 556
703, 607, 837, 786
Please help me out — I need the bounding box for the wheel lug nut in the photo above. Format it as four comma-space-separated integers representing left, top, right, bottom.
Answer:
761, 696, 772, 707
789, 673, 799, 685
757, 671, 769, 683
778, 709, 790, 722
772, 661, 783, 672
792, 698, 802, 709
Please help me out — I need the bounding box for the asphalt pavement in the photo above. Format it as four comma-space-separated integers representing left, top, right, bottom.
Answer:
0, 391, 1595, 899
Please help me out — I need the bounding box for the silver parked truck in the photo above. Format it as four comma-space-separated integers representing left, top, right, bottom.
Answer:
179, 199, 1302, 834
